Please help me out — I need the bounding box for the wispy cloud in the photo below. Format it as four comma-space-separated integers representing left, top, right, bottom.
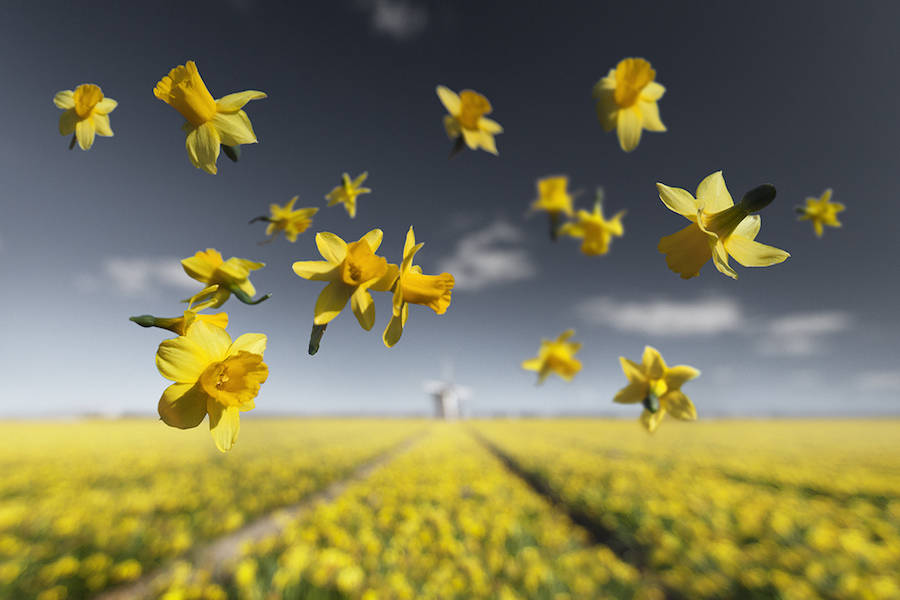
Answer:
438, 220, 536, 291
76, 257, 197, 297
576, 296, 744, 336
757, 311, 853, 357
358, 0, 429, 41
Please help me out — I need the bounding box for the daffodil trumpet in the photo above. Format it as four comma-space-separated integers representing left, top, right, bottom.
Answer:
308, 323, 327, 355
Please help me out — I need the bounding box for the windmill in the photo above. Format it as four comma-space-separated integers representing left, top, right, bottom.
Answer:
423, 360, 472, 420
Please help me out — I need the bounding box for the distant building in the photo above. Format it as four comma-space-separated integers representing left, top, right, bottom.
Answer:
423, 363, 471, 420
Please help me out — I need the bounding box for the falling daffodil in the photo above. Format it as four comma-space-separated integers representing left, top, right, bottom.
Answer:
250, 196, 319, 244
593, 57, 665, 152
182, 249, 270, 307
657, 171, 790, 279
559, 188, 625, 255
130, 285, 228, 335
436, 85, 503, 156
797, 189, 844, 237
522, 330, 582, 384
531, 176, 576, 241
325, 172, 371, 218
614, 346, 699, 433
154, 60, 266, 174
156, 320, 267, 452
383, 227, 454, 347
53, 84, 117, 150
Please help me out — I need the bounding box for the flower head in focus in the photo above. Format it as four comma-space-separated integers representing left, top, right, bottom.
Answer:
156, 320, 267, 452
436, 86, 503, 155
521, 330, 582, 384
182, 249, 269, 307
153, 61, 266, 174
325, 173, 371, 218
593, 57, 665, 152
383, 227, 454, 347
54, 84, 117, 150
657, 171, 790, 279
614, 346, 699, 433
253, 196, 319, 243
559, 188, 625, 255
797, 189, 844, 237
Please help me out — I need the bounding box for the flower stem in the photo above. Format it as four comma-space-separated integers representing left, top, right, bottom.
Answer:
68, 135, 77, 150
230, 287, 271, 305
308, 323, 327, 355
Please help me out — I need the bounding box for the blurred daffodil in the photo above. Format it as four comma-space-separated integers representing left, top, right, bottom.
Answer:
250, 196, 319, 244
54, 84, 117, 150
325, 173, 371, 218
153, 61, 266, 174
156, 320, 267, 452
657, 171, 789, 279
522, 330, 582, 384
182, 249, 270, 307
559, 188, 625, 255
615, 346, 699, 433
436, 86, 503, 156
531, 176, 576, 241
383, 227, 454, 348
130, 285, 228, 335
593, 57, 665, 152
797, 189, 844, 237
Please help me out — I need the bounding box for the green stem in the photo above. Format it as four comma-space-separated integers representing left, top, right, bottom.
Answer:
230, 287, 271, 305
308, 323, 327, 355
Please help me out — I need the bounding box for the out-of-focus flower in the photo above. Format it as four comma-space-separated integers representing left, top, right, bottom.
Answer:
436, 86, 503, 155
559, 188, 625, 255
325, 173, 371, 218
383, 227, 454, 347
153, 60, 266, 174
522, 330, 582, 384
182, 249, 269, 307
657, 171, 789, 279
531, 176, 575, 241
130, 285, 229, 334
156, 320, 267, 452
54, 84, 117, 150
252, 197, 319, 243
592, 58, 665, 152
614, 345, 699, 432
797, 189, 844, 237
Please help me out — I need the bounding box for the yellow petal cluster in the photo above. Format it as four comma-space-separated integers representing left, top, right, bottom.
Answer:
325, 172, 371, 218
798, 189, 845, 237
593, 58, 666, 152
181, 249, 265, 307
559, 200, 625, 255
436, 86, 503, 155
53, 84, 117, 150
521, 330, 582, 384
530, 176, 575, 218
267, 196, 319, 242
614, 346, 700, 432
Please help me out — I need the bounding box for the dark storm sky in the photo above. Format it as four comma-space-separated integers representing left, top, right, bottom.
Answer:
1, 1, 898, 417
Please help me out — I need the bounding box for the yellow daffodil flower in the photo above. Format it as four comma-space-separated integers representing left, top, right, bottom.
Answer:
657, 171, 790, 279
154, 61, 266, 174
156, 320, 267, 452
292, 229, 399, 331
131, 285, 228, 335
182, 249, 269, 307
383, 227, 454, 347
559, 189, 625, 255
325, 173, 371, 218
614, 346, 700, 433
436, 85, 503, 155
252, 196, 319, 243
522, 330, 582, 384
797, 189, 845, 237
53, 84, 117, 150
531, 176, 576, 241
593, 57, 666, 152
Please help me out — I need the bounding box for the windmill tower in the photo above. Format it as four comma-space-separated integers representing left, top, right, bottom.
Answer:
423, 361, 471, 420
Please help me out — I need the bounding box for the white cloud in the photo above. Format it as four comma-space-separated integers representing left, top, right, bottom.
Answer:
576, 296, 744, 336
757, 311, 852, 357
438, 220, 537, 291
855, 370, 900, 392
359, 0, 429, 41
77, 257, 196, 296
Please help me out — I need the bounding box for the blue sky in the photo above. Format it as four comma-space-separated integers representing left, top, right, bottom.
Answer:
1, 1, 898, 417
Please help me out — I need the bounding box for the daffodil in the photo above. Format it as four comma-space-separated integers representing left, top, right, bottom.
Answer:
614, 346, 699, 432
436, 86, 503, 155
292, 229, 399, 332
531, 176, 575, 241
383, 227, 454, 348
53, 84, 117, 150
559, 188, 625, 255
592, 57, 665, 152
153, 61, 266, 174
521, 330, 582, 384
797, 189, 845, 237
130, 285, 228, 335
182, 249, 270, 307
156, 320, 267, 452
657, 171, 790, 279
325, 173, 371, 218
251, 197, 319, 243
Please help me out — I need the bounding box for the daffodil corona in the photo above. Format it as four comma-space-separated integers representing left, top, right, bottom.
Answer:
436, 86, 503, 155
797, 189, 844, 237
593, 58, 666, 152
383, 227, 454, 347
54, 84, 117, 150
325, 173, 371, 218
153, 61, 266, 174
522, 330, 582, 384
657, 171, 790, 279
559, 189, 625, 255
531, 176, 575, 241
614, 346, 699, 432
252, 197, 319, 243
156, 320, 267, 452
182, 249, 270, 307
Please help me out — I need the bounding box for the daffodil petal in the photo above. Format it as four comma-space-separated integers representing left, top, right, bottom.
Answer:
212, 110, 257, 146
371, 263, 400, 293
53, 90, 75, 109
383, 303, 409, 348
711, 240, 738, 279
479, 118, 504, 134
156, 336, 211, 383
640, 408, 666, 432
658, 222, 712, 279
315, 232, 347, 263
350, 288, 376, 331
696, 171, 734, 212
656, 183, 698, 218
59, 109, 77, 135
227, 333, 267, 357
479, 131, 499, 155
208, 402, 240, 452
215, 90, 267, 113
436, 86, 461, 115
640, 81, 666, 101
292, 260, 340, 281
619, 357, 646, 384
186, 320, 232, 362
662, 390, 697, 421
186, 122, 221, 174
664, 365, 701, 390
362, 229, 383, 253
94, 97, 117, 113
93, 113, 113, 137
75, 119, 95, 150
614, 382, 646, 404
159, 382, 208, 429
616, 105, 642, 152
638, 100, 665, 131
461, 128, 480, 149
724, 235, 790, 267
733, 215, 761, 241
313, 281, 352, 325
182, 253, 218, 282
521, 358, 542, 372
642, 346, 666, 380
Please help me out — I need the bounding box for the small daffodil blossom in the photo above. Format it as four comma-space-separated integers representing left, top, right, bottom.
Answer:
657, 171, 790, 279
182, 249, 270, 307
559, 189, 625, 256
436, 85, 503, 155
130, 285, 228, 335
53, 84, 117, 150
593, 57, 666, 152
251, 196, 319, 243
325, 172, 371, 218
614, 346, 700, 433
383, 227, 455, 348
797, 189, 845, 237
154, 60, 266, 174
156, 320, 267, 452
292, 229, 399, 332
531, 176, 576, 241
521, 330, 582, 384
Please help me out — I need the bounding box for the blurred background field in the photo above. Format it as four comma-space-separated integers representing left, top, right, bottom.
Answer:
2, 418, 899, 599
